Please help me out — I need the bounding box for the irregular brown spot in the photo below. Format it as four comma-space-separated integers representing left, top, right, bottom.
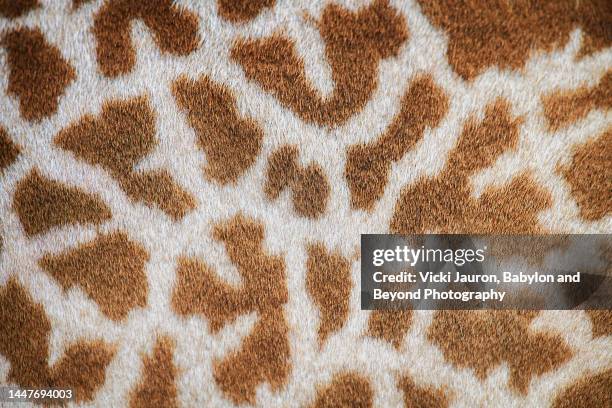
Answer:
560, 129, 611, 221
2, 27, 75, 121
173, 258, 241, 332
572, 0, 612, 57
346, 75, 448, 210
218, 0, 274, 23
231, 0, 408, 127
172, 75, 263, 184
552, 368, 612, 408
486, 236, 571, 268
13, 169, 112, 237
172, 215, 287, 332
214, 310, 290, 404
172, 214, 289, 403
418, 0, 612, 80
544, 71, 612, 131
93, 0, 199, 77
428, 311, 571, 393
122, 171, 196, 221
398, 376, 449, 408
306, 243, 351, 345
56, 97, 156, 174
0, 127, 19, 172
0, 279, 114, 401
0, 0, 38, 18
391, 99, 552, 235
311, 372, 373, 408
130, 336, 178, 408
375, 101, 551, 349
39, 232, 149, 321
265, 146, 330, 218
586, 310, 612, 337
55, 96, 196, 220
51, 341, 116, 402
366, 309, 413, 349
73, 0, 92, 9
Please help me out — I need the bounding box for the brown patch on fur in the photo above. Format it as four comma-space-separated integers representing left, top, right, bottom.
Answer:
130, 336, 178, 408
573, 0, 612, 57
366, 309, 413, 349
306, 243, 351, 345
93, 0, 199, 77
544, 71, 612, 131
586, 310, 612, 337
172, 75, 263, 184
218, 0, 274, 23
560, 129, 611, 221
265, 146, 330, 218
418, 0, 612, 80
487, 236, 571, 267
346, 74, 448, 210
370, 102, 547, 351
2, 27, 75, 121
0, 127, 19, 172
50, 341, 116, 402
55, 96, 196, 220
428, 311, 572, 393
39, 232, 149, 321
552, 368, 611, 408
122, 171, 196, 220
13, 169, 112, 237
231, 0, 408, 127
73, 0, 92, 9
0, 0, 38, 18
311, 372, 373, 408
172, 214, 289, 403
214, 310, 290, 404
374, 104, 555, 350
0, 278, 114, 401
391, 99, 552, 234
398, 376, 449, 408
